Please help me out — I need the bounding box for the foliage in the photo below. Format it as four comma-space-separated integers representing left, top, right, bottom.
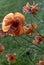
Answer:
0, 0, 44, 65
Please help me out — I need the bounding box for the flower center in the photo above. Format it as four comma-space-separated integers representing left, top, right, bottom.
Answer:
39, 38, 42, 42
10, 56, 14, 60
29, 7, 32, 11
13, 21, 19, 27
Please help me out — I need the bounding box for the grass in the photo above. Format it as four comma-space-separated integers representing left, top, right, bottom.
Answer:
0, 0, 44, 65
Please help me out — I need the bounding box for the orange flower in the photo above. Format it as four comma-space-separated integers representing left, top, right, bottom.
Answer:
32, 34, 44, 45
24, 24, 38, 35
0, 43, 5, 54
37, 61, 44, 65
0, 29, 7, 38
23, 2, 39, 14
6, 53, 17, 63
2, 12, 26, 37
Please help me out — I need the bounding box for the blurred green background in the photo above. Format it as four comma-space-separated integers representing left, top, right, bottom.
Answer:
0, 0, 44, 65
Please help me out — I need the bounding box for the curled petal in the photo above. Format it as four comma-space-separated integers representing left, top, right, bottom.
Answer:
2, 13, 14, 32
14, 12, 26, 25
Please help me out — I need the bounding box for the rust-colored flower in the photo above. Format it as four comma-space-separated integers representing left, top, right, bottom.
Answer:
32, 34, 44, 45
2, 12, 26, 37
37, 61, 44, 65
0, 43, 5, 54
24, 24, 38, 35
6, 53, 17, 63
0, 29, 7, 38
23, 2, 39, 14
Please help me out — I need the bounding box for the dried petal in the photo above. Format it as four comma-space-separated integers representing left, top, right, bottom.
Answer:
0, 43, 5, 54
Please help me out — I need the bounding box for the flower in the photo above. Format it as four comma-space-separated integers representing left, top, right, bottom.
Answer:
24, 24, 38, 35
0, 43, 5, 54
6, 53, 17, 63
2, 12, 26, 37
23, 2, 39, 14
32, 34, 44, 45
